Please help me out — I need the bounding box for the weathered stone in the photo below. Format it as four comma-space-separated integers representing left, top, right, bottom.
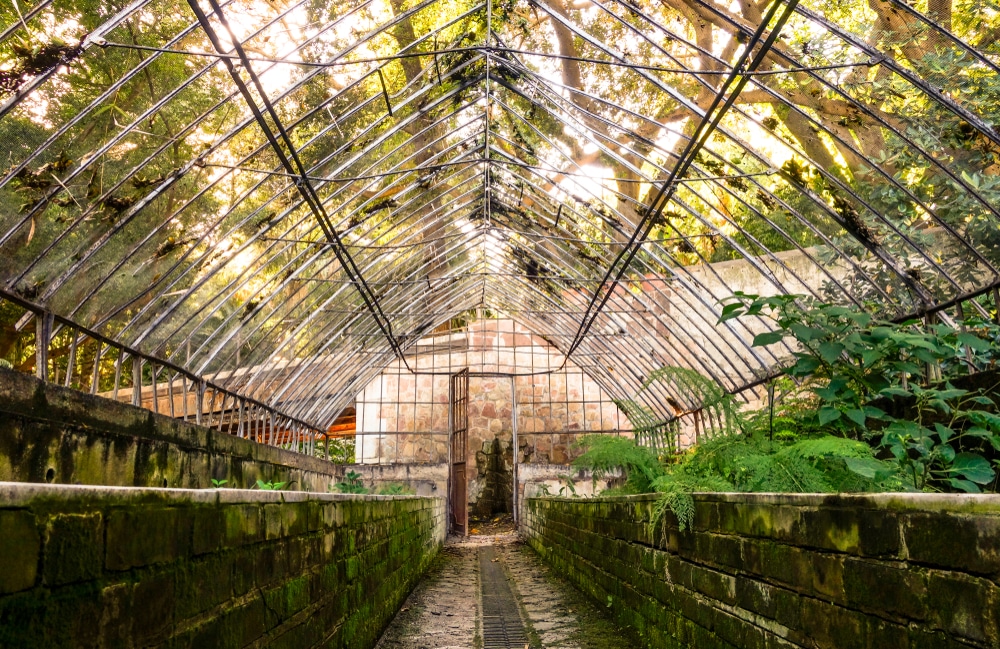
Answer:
0, 483, 445, 649
133, 571, 175, 644
106, 507, 191, 570
526, 494, 1000, 649
0, 510, 39, 594
43, 513, 103, 586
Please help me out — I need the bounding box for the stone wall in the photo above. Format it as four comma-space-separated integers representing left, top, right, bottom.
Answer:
0, 368, 444, 497
0, 482, 445, 648
524, 493, 1000, 649
0, 368, 344, 491
332, 463, 448, 498
355, 320, 632, 512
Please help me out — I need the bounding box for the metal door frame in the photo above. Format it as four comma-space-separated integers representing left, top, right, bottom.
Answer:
448, 368, 470, 536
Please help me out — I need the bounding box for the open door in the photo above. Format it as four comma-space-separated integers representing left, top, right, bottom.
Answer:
449, 369, 469, 536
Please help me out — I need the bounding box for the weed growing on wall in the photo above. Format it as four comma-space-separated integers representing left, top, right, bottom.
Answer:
334, 470, 368, 494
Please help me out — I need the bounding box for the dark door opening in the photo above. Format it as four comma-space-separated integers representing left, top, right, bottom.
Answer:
449, 369, 469, 536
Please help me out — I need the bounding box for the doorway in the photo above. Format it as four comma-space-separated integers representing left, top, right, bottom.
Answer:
449, 369, 469, 536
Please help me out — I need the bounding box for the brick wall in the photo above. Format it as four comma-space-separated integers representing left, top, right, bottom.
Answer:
0, 482, 445, 648
524, 493, 1000, 649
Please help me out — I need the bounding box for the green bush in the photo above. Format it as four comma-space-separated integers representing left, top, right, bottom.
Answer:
570, 294, 1000, 532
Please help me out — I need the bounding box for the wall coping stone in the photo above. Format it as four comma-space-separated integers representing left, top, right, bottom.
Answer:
530, 492, 1000, 513
0, 481, 442, 507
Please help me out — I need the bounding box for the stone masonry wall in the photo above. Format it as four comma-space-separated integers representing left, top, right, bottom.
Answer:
0, 482, 445, 648
0, 367, 345, 491
525, 493, 1000, 649
355, 320, 632, 512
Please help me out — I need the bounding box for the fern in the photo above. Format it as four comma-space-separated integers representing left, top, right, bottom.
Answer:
651, 487, 695, 535
611, 398, 676, 454
572, 435, 666, 493
577, 432, 903, 534
645, 366, 745, 437
614, 366, 745, 451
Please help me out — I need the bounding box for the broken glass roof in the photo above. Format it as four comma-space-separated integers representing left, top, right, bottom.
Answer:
1, 0, 998, 428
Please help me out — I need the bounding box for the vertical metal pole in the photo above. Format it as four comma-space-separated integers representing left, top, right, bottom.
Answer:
35, 311, 52, 382
150, 364, 158, 414
132, 358, 142, 407
112, 349, 124, 401
90, 341, 102, 394
924, 313, 942, 383
65, 332, 79, 388
167, 372, 175, 418
511, 375, 518, 528
196, 380, 205, 426
447, 374, 453, 536
956, 301, 977, 371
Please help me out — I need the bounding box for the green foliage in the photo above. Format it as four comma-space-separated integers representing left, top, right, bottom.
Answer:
334, 470, 369, 494
323, 438, 356, 464
556, 474, 578, 497
211, 478, 228, 488
255, 480, 287, 491
572, 295, 1000, 533
612, 366, 745, 454
723, 293, 1000, 492
376, 482, 415, 495
572, 435, 666, 494
879, 386, 1000, 492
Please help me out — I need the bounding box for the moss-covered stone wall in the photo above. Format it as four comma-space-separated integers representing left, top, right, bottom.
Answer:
0, 367, 347, 490
0, 482, 445, 648
525, 493, 1000, 649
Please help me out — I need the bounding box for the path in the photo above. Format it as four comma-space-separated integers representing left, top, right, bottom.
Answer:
375, 535, 634, 649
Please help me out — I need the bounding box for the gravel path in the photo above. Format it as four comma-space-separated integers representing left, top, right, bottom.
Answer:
375, 536, 634, 649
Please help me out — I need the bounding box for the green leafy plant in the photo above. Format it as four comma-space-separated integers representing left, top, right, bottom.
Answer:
557, 474, 578, 497
334, 470, 369, 494
877, 385, 1000, 492
376, 482, 415, 495
255, 479, 287, 491
211, 478, 229, 488
566, 295, 1000, 534
572, 436, 665, 494
722, 293, 1000, 492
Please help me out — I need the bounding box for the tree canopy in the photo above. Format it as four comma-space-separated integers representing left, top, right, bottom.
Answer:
0, 0, 997, 428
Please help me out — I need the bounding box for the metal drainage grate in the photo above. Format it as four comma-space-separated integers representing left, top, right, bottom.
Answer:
479, 546, 529, 649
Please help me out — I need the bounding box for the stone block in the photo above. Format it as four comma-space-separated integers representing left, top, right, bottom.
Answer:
0, 510, 40, 594
926, 571, 998, 645
98, 582, 134, 647
106, 507, 191, 570
133, 571, 175, 644
192, 507, 223, 555
842, 557, 926, 621
43, 512, 103, 586
796, 506, 901, 557
175, 554, 233, 619
222, 504, 262, 548
903, 512, 1000, 573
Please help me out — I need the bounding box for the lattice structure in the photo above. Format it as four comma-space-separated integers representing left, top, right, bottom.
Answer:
1, 0, 998, 442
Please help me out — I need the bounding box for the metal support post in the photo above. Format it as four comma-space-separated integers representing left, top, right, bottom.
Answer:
35, 311, 53, 382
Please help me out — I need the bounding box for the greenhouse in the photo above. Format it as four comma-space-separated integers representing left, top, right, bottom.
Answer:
0, 0, 999, 645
